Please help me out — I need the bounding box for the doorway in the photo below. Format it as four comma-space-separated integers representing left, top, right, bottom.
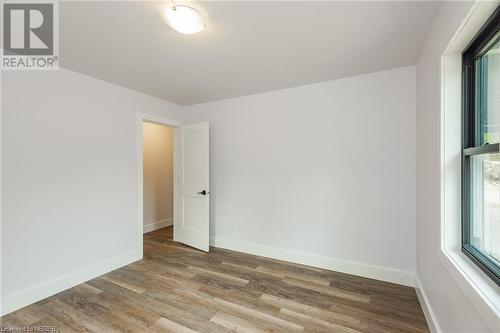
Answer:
142, 121, 174, 238
137, 114, 210, 253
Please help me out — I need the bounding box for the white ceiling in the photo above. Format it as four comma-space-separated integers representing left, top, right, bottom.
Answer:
60, 1, 441, 106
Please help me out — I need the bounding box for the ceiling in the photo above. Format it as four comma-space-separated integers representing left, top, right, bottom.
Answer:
60, 1, 441, 106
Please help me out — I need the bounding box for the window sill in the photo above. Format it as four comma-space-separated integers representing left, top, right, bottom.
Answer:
439, 248, 500, 331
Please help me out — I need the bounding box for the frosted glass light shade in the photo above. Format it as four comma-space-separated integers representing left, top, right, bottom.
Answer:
162, 5, 205, 34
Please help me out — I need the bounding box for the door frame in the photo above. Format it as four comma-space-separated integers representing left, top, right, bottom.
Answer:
136, 113, 181, 256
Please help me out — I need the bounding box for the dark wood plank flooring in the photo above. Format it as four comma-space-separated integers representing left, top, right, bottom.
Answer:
1, 226, 429, 332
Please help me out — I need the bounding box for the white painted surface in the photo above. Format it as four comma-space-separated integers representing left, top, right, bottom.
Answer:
416, 1, 499, 332
59, 1, 439, 105
185, 66, 417, 280
143, 122, 173, 230
415, 276, 441, 333
174, 123, 210, 252
1, 69, 183, 315
144, 218, 173, 234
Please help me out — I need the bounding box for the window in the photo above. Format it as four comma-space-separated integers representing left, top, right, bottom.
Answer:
462, 7, 500, 286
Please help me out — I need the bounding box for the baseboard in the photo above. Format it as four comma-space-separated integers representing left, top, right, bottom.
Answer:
0, 250, 141, 316
144, 218, 172, 233
415, 275, 441, 333
210, 236, 415, 287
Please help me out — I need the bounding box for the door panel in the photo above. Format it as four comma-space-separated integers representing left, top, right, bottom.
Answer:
174, 122, 209, 251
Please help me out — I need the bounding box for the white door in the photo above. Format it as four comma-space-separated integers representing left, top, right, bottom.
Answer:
173, 122, 209, 252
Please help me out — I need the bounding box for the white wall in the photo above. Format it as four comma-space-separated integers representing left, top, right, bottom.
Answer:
416, 2, 495, 332
186, 66, 417, 285
1, 69, 183, 314
143, 122, 173, 232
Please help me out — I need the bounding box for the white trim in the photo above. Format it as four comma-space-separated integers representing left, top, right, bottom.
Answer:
415, 275, 442, 333
210, 236, 415, 287
0, 250, 141, 316
144, 217, 173, 233
139, 113, 181, 128
136, 113, 181, 255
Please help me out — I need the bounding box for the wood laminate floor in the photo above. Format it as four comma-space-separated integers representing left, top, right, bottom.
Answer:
1, 226, 429, 332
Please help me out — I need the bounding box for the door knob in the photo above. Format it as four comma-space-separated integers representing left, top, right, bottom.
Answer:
197, 190, 207, 195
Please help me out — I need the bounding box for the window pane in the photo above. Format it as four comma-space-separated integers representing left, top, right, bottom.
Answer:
470, 152, 500, 264
475, 34, 500, 145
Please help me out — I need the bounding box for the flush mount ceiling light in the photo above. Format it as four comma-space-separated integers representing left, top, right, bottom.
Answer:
162, 4, 206, 34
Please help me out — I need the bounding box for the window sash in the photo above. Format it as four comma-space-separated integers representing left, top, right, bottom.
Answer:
462, 151, 500, 286
461, 7, 500, 286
